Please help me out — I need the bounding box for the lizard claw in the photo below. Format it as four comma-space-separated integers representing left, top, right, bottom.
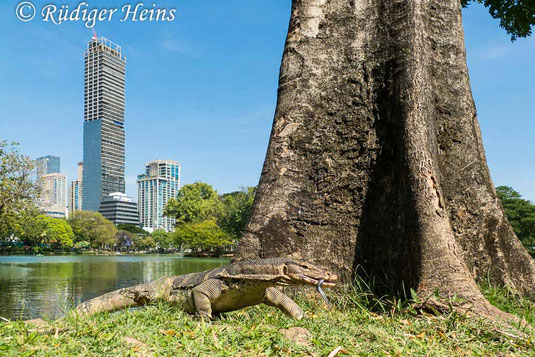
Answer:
194, 313, 214, 321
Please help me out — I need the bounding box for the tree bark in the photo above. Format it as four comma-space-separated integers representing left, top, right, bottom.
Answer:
235, 0, 535, 316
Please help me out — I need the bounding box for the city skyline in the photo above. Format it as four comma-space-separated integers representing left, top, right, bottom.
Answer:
1, 2, 535, 199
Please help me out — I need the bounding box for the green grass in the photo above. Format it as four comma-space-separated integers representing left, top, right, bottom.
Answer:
1, 286, 534, 356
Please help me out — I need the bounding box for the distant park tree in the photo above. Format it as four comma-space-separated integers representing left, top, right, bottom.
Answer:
74, 241, 91, 250
236, 0, 535, 319
116, 225, 156, 251
219, 187, 256, 240
165, 183, 233, 252
117, 229, 155, 251
68, 211, 117, 248
151, 230, 178, 250
117, 224, 149, 236
21, 215, 50, 246
46, 218, 74, 248
22, 215, 74, 249
136, 235, 156, 250
496, 186, 535, 254
0, 141, 39, 239
176, 220, 232, 253
116, 229, 136, 251
164, 183, 222, 224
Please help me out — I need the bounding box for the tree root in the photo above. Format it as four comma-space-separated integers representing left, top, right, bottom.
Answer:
414, 294, 526, 327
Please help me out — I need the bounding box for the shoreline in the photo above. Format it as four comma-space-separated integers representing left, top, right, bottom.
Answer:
0, 251, 234, 258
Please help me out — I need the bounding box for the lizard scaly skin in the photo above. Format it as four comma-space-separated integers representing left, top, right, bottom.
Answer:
76, 258, 338, 320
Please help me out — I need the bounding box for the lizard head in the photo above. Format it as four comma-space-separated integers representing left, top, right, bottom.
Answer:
282, 259, 338, 288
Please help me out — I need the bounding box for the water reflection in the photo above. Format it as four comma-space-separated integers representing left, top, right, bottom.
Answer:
0, 255, 229, 320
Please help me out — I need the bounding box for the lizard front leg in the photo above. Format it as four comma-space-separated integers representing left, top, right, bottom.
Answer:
263, 287, 304, 320
190, 279, 223, 320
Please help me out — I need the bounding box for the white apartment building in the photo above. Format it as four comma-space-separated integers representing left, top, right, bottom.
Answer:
40, 173, 67, 218
68, 162, 83, 216
137, 160, 180, 232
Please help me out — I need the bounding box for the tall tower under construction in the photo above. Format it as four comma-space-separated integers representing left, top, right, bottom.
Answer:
82, 36, 126, 211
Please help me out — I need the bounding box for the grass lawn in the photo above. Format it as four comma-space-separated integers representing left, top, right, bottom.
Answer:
1, 284, 534, 356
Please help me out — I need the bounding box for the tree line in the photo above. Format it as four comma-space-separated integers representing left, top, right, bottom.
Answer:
496, 186, 535, 255
1, 182, 255, 254
164, 182, 255, 254
1, 140, 533, 256
0, 140, 255, 253
111, 183, 255, 254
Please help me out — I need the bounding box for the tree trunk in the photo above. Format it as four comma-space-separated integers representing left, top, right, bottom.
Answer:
236, 0, 535, 316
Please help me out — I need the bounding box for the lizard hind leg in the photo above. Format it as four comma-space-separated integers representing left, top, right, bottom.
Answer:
263, 287, 304, 320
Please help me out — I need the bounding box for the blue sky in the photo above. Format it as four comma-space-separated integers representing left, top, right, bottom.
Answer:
0, 1, 533, 200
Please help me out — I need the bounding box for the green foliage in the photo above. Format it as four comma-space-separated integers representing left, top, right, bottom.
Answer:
462, 0, 535, 40
218, 187, 256, 240
20, 215, 49, 245
117, 224, 149, 236
496, 185, 522, 200
151, 230, 178, 250
136, 235, 156, 250
164, 183, 255, 252
116, 229, 136, 249
67, 211, 117, 248
74, 241, 91, 250
0, 141, 39, 239
116, 229, 156, 251
21, 215, 74, 248
164, 183, 223, 224
46, 218, 74, 248
496, 186, 535, 253
175, 220, 232, 252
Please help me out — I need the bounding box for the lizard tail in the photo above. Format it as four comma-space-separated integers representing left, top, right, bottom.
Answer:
75, 276, 175, 316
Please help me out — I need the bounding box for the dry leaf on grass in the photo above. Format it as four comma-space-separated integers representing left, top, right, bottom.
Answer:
159, 329, 179, 336
279, 327, 311, 347
328, 346, 350, 357
123, 336, 148, 349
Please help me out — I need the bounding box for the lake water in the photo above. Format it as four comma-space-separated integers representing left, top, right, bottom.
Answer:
0, 255, 229, 320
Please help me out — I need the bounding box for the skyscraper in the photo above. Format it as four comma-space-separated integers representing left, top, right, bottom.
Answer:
68, 162, 84, 216
137, 160, 181, 232
40, 173, 67, 218
82, 36, 126, 212
34, 155, 60, 183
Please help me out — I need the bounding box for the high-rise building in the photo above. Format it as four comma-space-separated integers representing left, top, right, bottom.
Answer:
82, 36, 126, 212
34, 155, 60, 183
137, 160, 180, 232
68, 162, 84, 216
40, 173, 67, 218
98, 192, 140, 226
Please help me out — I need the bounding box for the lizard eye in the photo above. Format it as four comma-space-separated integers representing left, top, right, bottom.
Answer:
283, 266, 289, 275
